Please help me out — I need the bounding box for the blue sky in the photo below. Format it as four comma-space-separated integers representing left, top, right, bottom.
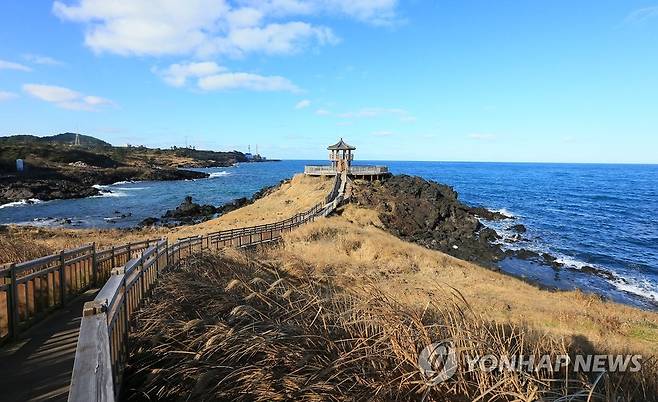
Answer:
1, 1, 657, 163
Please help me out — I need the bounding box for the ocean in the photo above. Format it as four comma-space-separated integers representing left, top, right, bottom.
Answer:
1, 161, 657, 309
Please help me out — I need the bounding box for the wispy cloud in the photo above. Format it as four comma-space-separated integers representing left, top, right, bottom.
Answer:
315, 108, 331, 116
338, 107, 416, 123
624, 6, 658, 25
295, 99, 311, 109
0, 91, 18, 101
371, 130, 394, 137
468, 133, 497, 141
22, 84, 114, 111
22, 53, 65, 66
0, 59, 32, 72
154, 61, 225, 87
198, 72, 300, 92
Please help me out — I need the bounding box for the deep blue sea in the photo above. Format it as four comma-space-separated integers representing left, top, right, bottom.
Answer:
1, 161, 657, 309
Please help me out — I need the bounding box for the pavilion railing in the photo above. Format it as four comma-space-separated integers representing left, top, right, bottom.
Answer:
304, 165, 389, 176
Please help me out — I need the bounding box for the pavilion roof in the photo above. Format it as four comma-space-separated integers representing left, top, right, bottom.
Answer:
327, 138, 356, 150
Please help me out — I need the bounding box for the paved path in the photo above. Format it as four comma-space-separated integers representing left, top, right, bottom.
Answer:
0, 290, 96, 402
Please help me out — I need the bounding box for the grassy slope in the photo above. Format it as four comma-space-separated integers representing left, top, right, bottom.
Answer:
273, 209, 658, 356
1, 175, 656, 357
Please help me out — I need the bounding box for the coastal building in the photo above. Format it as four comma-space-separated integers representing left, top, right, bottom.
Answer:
305, 138, 389, 180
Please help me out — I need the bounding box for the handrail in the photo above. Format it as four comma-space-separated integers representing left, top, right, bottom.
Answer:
0, 238, 159, 342
68, 199, 332, 401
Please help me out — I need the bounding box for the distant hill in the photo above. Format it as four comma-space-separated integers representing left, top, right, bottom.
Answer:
0, 133, 112, 148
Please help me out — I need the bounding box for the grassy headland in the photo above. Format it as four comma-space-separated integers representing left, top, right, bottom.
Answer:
0, 133, 268, 205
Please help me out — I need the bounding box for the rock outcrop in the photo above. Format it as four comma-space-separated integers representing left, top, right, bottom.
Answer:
350, 175, 508, 267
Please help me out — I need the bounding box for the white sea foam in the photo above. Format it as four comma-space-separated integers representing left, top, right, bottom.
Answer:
611, 279, 658, 301
554, 255, 592, 270
493, 208, 516, 218
92, 190, 128, 198
209, 171, 230, 178
0, 198, 43, 209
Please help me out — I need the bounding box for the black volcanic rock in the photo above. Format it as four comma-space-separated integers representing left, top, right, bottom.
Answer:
163, 196, 217, 224
0, 180, 100, 204
510, 224, 527, 234
469, 207, 513, 220
139, 217, 160, 227
350, 175, 506, 267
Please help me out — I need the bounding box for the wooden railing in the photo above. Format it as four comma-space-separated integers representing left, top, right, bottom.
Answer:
304, 165, 389, 176
68, 200, 329, 402
0, 239, 158, 343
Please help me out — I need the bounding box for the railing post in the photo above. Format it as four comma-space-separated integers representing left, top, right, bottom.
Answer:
165, 239, 170, 270
139, 254, 146, 302
111, 246, 115, 268
91, 242, 98, 286
8, 264, 18, 339
59, 250, 66, 305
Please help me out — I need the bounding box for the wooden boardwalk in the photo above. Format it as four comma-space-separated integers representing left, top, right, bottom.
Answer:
0, 290, 96, 401
0, 174, 348, 402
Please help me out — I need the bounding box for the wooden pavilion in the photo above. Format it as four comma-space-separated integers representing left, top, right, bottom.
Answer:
304, 139, 389, 180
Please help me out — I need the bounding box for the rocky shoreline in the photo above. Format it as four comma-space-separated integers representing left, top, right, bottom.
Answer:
0, 167, 209, 205
348, 175, 619, 285
138, 180, 284, 227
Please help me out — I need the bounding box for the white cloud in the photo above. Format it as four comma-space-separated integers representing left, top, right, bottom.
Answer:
216, 22, 338, 56
154, 61, 225, 87
0, 59, 32, 72
315, 108, 331, 115
295, 99, 311, 109
154, 61, 299, 92
23, 84, 114, 111
149, 32, 327, 92
0, 91, 18, 101
624, 6, 658, 24
52, 0, 397, 57
468, 133, 496, 141
23, 54, 65, 66
198, 72, 299, 92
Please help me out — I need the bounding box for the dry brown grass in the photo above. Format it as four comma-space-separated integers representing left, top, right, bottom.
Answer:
0, 229, 54, 264
123, 251, 658, 401
0, 173, 331, 262
269, 206, 658, 357
0, 226, 169, 264
171, 174, 334, 240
